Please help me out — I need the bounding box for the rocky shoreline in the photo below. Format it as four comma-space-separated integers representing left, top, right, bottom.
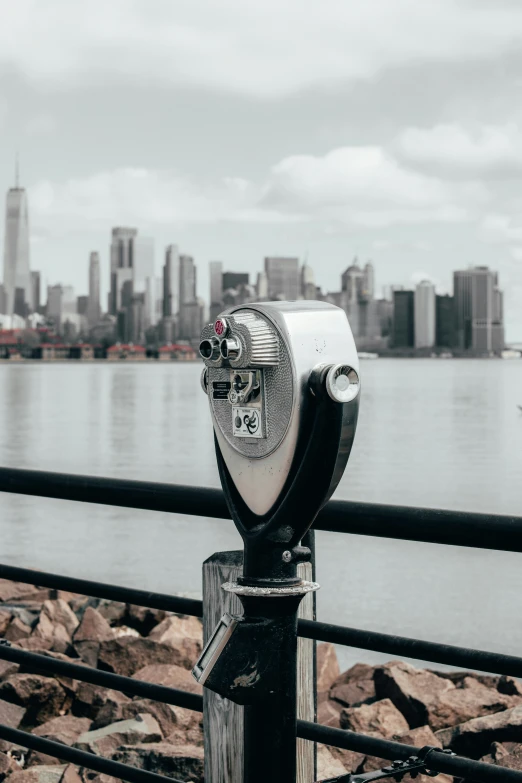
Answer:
0, 578, 519, 782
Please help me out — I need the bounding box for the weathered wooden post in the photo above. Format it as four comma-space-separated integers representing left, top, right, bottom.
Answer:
203, 551, 316, 783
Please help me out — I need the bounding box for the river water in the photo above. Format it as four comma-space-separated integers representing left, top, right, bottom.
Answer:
0, 359, 521, 671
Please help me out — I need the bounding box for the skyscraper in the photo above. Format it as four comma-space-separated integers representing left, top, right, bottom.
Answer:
3, 164, 32, 316
209, 261, 223, 321
264, 257, 299, 300
393, 290, 415, 348
414, 280, 436, 349
435, 295, 455, 348
222, 271, 249, 291
178, 255, 198, 340
109, 227, 137, 315
31, 271, 41, 313
179, 255, 196, 305
301, 264, 316, 300
87, 252, 101, 327
453, 266, 504, 353
163, 245, 180, 318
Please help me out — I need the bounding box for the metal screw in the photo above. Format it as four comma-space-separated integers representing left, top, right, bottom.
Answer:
282, 551, 292, 563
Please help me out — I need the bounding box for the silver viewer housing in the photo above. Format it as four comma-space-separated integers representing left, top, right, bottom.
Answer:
199, 301, 360, 517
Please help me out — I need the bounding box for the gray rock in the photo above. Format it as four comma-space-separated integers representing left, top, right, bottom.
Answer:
76, 713, 162, 757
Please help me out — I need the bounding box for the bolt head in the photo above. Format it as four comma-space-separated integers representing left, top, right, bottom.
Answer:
282, 550, 292, 563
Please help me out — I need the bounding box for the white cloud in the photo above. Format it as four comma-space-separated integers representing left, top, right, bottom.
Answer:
28, 144, 492, 235
261, 146, 488, 226
29, 168, 263, 233
480, 213, 522, 243
1, 1, 522, 97
394, 123, 522, 178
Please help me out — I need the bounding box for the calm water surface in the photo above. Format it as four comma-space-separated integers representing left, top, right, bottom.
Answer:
0, 359, 521, 671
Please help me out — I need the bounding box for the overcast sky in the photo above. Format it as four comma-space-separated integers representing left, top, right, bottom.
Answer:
1, 0, 522, 338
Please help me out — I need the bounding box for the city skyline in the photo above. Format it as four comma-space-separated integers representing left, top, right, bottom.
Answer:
1, 3, 522, 339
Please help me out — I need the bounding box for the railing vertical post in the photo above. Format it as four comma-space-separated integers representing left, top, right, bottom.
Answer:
202, 551, 244, 783
202, 551, 315, 783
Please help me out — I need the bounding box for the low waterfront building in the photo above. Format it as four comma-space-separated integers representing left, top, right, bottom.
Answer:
107, 343, 147, 360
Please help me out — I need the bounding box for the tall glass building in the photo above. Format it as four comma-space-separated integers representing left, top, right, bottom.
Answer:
3, 181, 32, 316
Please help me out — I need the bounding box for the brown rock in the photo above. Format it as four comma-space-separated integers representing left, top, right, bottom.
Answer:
72, 685, 130, 725
17, 651, 83, 698
76, 714, 162, 757
95, 602, 126, 626
148, 615, 203, 669
60, 767, 83, 783
74, 608, 114, 643
31, 600, 79, 653
327, 745, 366, 774
436, 703, 522, 758
33, 716, 92, 746
121, 700, 203, 746
132, 663, 203, 695
316, 745, 347, 779
25, 752, 62, 768
0, 580, 51, 604
73, 608, 114, 667
97, 638, 185, 677
112, 742, 204, 781
427, 676, 517, 732
317, 698, 343, 729
0, 674, 70, 727
0, 611, 13, 636
374, 661, 454, 728
89, 691, 132, 729
125, 605, 166, 636
0, 661, 18, 681
431, 669, 500, 689
16, 638, 54, 653
5, 617, 32, 642
8, 766, 66, 783
340, 698, 409, 738
0, 697, 25, 728
316, 644, 340, 700
330, 662, 376, 709
0, 750, 20, 779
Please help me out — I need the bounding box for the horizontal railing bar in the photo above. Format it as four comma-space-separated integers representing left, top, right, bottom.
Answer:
298, 720, 522, 782
0, 563, 203, 618
315, 498, 522, 553
0, 467, 229, 518
0, 723, 183, 783
298, 619, 522, 678
3, 561, 521, 680
0, 643, 204, 713
1, 466, 522, 552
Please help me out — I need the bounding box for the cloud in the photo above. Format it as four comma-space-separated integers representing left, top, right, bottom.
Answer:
29, 168, 263, 233
1, 1, 522, 97
28, 143, 492, 235
261, 146, 488, 226
480, 213, 522, 244
394, 123, 522, 178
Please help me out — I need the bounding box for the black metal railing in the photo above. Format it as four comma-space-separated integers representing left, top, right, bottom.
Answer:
0, 466, 521, 783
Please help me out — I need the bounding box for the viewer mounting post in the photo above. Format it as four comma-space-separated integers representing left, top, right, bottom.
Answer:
193, 301, 361, 783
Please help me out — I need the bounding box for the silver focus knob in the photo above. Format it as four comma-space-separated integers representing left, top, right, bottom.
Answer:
325, 364, 360, 403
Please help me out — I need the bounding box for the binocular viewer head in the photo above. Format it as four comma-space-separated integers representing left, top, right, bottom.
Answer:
200, 301, 360, 536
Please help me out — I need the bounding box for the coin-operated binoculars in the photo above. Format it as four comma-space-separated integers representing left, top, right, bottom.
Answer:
193, 301, 360, 783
